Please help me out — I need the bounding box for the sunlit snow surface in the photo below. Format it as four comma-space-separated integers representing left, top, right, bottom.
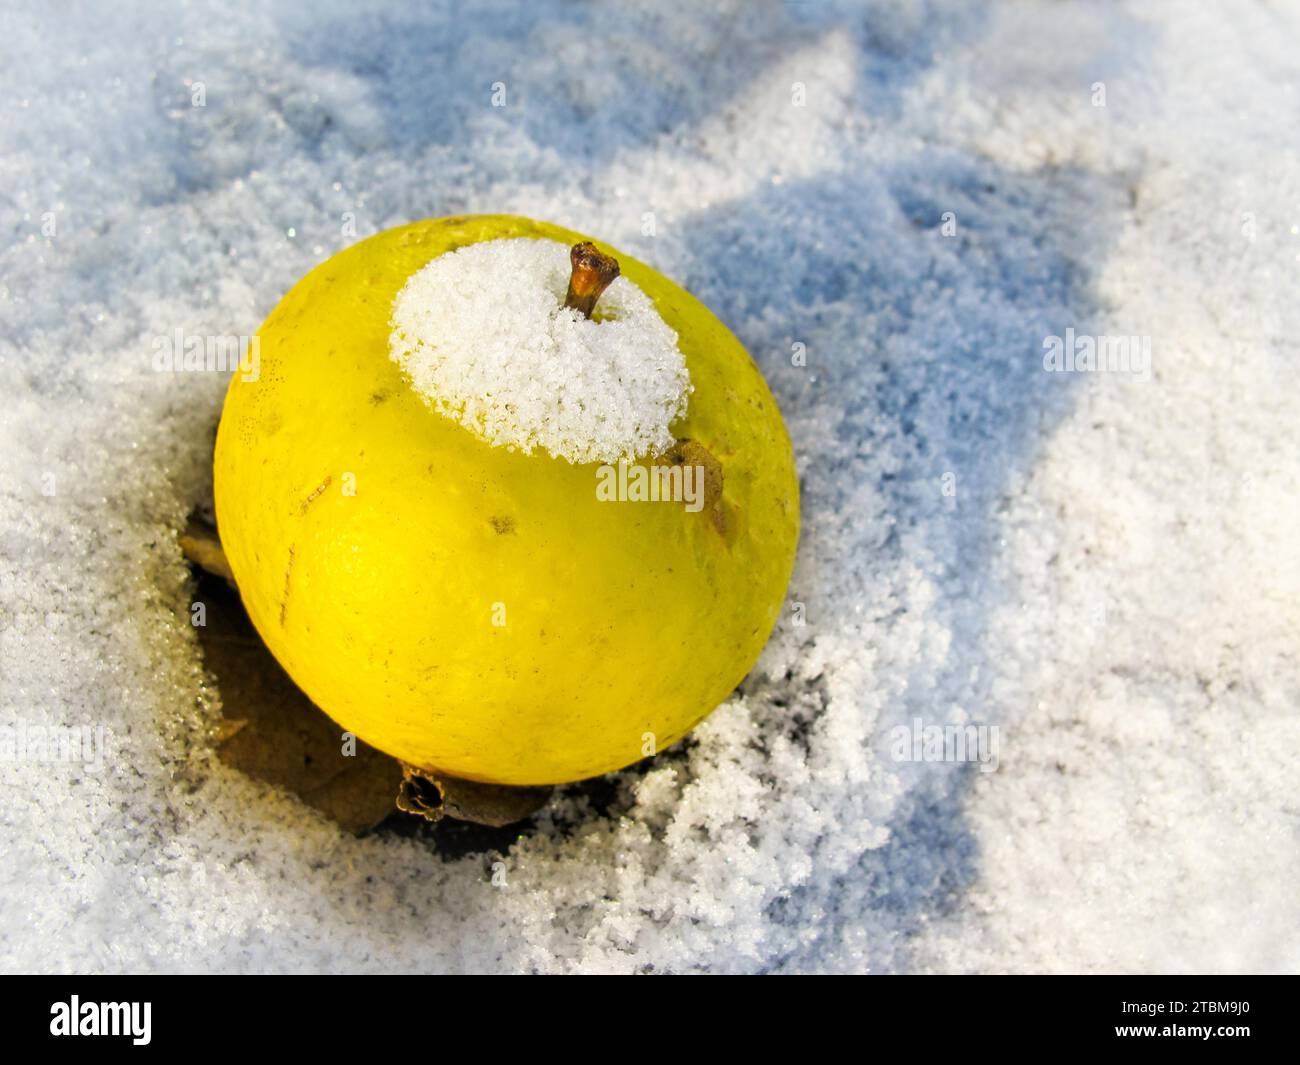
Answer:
1, 0, 1297, 973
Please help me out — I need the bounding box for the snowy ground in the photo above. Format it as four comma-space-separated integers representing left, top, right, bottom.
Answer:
1, 0, 1297, 973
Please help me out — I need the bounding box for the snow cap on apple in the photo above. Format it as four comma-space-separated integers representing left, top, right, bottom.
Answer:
390, 238, 692, 465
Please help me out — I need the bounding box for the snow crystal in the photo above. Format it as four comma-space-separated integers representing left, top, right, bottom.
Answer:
390, 238, 689, 464
1, 0, 1297, 975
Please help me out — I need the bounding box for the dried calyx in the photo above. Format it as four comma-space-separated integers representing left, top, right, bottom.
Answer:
396, 763, 553, 827
564, 241, 620, 318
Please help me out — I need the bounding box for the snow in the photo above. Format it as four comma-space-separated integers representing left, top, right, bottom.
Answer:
1, 0, 1297, 973
390, 237, 689, 464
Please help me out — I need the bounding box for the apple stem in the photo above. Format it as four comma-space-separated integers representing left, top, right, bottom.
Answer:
564, 242, 620, 318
